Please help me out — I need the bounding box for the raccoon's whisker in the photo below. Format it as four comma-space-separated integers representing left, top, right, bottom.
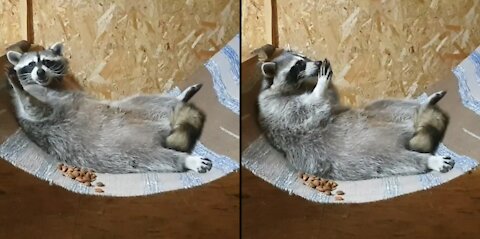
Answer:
50, 72, 66, 77
52, 65, 67, 73
51, 66, 64, 72
297, 71, 305, 78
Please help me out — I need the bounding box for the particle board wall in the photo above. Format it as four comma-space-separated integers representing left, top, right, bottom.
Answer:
31, 0, 239, 100
0, 1, 22, 50
243, 0, 480, 106
241, 0, 265, 58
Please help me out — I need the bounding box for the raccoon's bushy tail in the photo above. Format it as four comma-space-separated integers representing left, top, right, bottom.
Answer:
165, 104, 205, 152
408, 91, 449, 153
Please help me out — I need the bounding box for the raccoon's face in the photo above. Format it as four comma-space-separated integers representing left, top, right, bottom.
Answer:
6, 42, 68, 86
260, 50, 322, 90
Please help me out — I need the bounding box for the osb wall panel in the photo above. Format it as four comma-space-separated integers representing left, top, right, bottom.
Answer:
241, 0, 265, 59
32, 0, 239, 99
0, 0, 22, 51
276, 0, 480, 106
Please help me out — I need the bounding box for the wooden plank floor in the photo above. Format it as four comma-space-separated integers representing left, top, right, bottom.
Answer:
0, 160, 239, 239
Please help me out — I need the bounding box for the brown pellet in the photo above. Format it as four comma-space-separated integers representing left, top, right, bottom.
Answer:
335, 196, 344, 201
96, 182, 105, 187
299, 172, 342, 197
95, 188, 104, 193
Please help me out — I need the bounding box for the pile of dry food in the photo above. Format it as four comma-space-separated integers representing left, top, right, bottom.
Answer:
57, 163, 105, 193
299, 172, 345, 201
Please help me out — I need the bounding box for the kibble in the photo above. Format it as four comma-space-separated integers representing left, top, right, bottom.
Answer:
299, 172, 345, 199
57, 164, 104, 192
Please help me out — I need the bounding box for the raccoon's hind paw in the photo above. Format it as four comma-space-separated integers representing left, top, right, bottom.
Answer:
177, 83, 203, 102
185, 156, 212, 173
426, 90, 446, 105
428, 155, 454, 173
318, 58, 333, 83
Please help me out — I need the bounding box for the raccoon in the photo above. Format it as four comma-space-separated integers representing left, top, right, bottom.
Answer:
6, 43, 211, 174
257, 50, 453, 181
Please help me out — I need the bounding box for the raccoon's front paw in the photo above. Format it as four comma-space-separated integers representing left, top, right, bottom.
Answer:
428, 155, 455, 173
185, 156, 212, 173
318, 58, 333, 84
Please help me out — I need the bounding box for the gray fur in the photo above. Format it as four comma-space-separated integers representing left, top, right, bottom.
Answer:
257, 51, 453, 181
6, 47, 211, 174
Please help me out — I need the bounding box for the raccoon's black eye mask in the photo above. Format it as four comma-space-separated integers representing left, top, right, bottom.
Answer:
286, 60, 307, 83
42, 59, 57, 68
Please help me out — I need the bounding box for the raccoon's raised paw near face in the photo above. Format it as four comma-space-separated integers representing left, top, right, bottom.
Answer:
428, 155, 455, 173
185, 156, 212, 173
318, 58, 333, 84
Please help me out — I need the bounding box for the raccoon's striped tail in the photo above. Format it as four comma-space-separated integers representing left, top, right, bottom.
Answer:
408, 91, 449, 153
165, 104, 205, 152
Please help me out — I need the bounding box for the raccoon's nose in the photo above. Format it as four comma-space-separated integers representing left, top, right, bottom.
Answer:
314, 61, 322, 66
37, 68, 46, 77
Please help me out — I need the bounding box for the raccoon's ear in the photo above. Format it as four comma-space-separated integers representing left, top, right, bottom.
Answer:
49, 42, 64, 56
261, 62, 276, 78
6, 51, 23, 65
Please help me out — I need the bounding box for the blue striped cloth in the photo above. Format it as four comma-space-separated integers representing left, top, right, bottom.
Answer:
453, 47, 480, 115
204, 34, 240, 115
